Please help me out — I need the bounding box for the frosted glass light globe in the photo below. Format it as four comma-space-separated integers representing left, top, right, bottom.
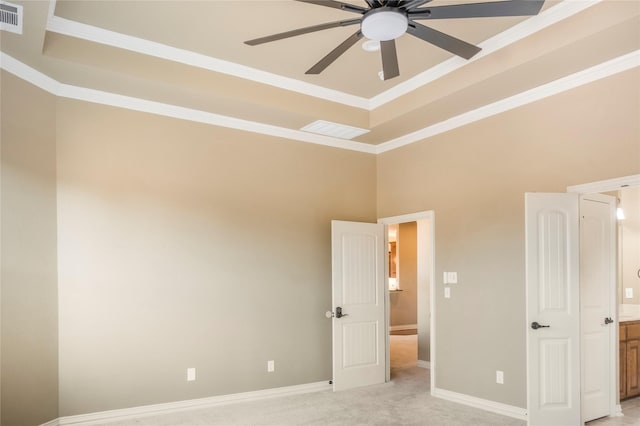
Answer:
361, 10, 408, 41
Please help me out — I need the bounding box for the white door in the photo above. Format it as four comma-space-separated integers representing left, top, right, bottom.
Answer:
526, 193, 581, 426
331, 220, 386, 391
580, 194, 615, 422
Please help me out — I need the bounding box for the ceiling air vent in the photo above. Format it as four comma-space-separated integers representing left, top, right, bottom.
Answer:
300, 120, 369, 140
1, 1, 22, 35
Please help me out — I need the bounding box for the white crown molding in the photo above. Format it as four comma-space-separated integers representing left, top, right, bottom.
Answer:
58, 85, 378, 153
375, 49, 640, 154
369, 0, 601, 109
44, 0, 600, 111
0, 52, 377, 154
3, 51, 638, 155
432, 387, 527, 421
44, 15, 371, 110
50, 381, 330, 425
0, 52, 60, 94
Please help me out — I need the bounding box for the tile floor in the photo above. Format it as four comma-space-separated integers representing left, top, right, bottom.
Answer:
587, 396, 640, 425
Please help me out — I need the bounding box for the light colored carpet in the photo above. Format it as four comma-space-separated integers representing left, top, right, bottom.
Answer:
102, 335, 524, 425
103, 367, 524, 426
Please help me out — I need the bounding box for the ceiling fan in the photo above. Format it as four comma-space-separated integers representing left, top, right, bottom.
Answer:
245, 0, 545, 80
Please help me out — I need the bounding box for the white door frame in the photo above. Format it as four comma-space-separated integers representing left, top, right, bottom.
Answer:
566, 174, 640, 419
378, 211, 435, 392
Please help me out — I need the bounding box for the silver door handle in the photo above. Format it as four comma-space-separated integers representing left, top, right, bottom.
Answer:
531, 321, 550, 330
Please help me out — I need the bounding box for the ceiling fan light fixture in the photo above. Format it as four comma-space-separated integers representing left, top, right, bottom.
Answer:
361, 9, 408, 41
362, 40, 381, 52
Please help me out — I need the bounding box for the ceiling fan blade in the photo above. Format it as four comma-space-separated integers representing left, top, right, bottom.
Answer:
409, 0, 544, 19
245, 19, 361, 45
364, 0, 377, 8
407, 22, 481, 59
402, 0, 433, 10
380, 40, 400, 80
306, 30, 364, 75
296, 0, 368, 14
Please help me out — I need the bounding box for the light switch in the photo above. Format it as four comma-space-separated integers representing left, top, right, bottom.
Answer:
443, 271, 449, 284
444, 287, 451, 299
187, 367, 196, 381
448, 272, 458, 284
626, 288, 634, 299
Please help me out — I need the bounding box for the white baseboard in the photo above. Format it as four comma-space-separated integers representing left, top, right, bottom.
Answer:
614, 403, 623, 417
432, 387, 527, 421
53, 381, 331, 425
389, 324, 417, 331
417, 360, 430, 369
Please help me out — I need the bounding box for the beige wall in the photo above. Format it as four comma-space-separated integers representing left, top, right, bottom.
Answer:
2, 64, 638, 420
390, 222, 417, 327
620, 187, 640, 303
55, 99, 377, 415
1, 72, 59, 425
377, 69, 640, 408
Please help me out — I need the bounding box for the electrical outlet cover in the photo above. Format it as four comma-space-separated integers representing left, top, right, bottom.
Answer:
187, 367, 196, 381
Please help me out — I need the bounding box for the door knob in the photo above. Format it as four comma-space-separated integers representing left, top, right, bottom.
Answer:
336, 307, 348, 319
604, 317, 614, 325
531, 321, 550, 330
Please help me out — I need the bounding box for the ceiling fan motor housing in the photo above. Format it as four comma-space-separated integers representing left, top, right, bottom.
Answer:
361, 7, 409, 41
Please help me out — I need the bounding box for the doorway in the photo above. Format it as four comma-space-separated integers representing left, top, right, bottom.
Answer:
379, 211, 435, 390
568, 175, 640, 420
388, 222, 418, 371
526, 175, 639, 425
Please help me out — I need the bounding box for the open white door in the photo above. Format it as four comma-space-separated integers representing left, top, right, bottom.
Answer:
526, 193, 581, 426
331, 220, 385, 391
580, 194, 615, 422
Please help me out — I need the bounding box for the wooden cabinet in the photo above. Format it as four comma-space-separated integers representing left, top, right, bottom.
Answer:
620, 321, 640, 400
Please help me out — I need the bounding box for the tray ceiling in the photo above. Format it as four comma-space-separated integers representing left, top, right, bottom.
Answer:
1, 0, 639, 150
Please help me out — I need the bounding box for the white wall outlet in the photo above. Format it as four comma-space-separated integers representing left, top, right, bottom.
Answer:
496, 370, 504, 384
444, 287, 451, 299
267, 360, 275, 372
187, 367, 196, 381
626, 288, 634, 299
443, 271, 449, 284
448, 272, 458, 284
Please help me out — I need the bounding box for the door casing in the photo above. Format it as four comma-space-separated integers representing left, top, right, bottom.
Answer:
378, 211, 435, 391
